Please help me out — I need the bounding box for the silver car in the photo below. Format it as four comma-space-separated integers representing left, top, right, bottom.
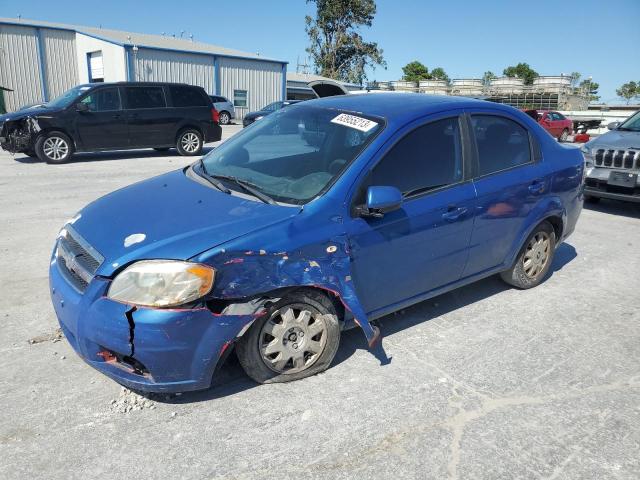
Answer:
209, 95, 235, 125
582, 110, 640, 203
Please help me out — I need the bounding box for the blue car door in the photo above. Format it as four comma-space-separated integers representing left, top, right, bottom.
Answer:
462, 110, 551, 277
346, 113, 476, 317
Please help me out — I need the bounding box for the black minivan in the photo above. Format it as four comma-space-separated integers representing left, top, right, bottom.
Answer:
0, 82, 222, 163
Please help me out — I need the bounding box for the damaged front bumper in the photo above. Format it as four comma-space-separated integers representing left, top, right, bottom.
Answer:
49, 258, 259, 393
0, 116, 39, 153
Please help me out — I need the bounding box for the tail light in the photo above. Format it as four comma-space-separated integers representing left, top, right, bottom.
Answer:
211, 108, 220, 124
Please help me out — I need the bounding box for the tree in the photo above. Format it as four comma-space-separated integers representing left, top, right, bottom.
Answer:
503, 62, 538, 85
402, 61, 430, 82
569, 72, 581, 89
616, 81, 639, 104
430, 67, 450, 83
482, 71, 497, 86
305, 0, 386, 85
580, 79, 600, 102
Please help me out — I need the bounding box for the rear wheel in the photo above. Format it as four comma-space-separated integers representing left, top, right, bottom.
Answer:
176, 129, 203, 156
219, 111, 231, 125
559, 128, 570, 142
500, 221, 556, 289
35, 131, 74, 164
236, 290, 341, 384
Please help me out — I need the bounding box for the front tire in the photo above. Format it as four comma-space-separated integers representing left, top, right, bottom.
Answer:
500, 221, 556, 289
236, 290, 341, 384
35, 131, 74, 164
176, 128, 203, 156
218, 111, 231, 125
559, 129, 570, 142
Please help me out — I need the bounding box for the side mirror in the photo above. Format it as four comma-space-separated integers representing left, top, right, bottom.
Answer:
357, 186, 403, 218
76, 102, 89, 112
607, 121, 620, 130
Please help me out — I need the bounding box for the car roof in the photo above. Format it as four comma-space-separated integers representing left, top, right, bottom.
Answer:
303, 93, 512, 123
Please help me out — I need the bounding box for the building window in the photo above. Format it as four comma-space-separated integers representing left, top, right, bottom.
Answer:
233, 90, 248, 107
88, 51, 104, 83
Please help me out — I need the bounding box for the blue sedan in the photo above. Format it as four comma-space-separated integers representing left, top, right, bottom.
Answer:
49, 93, 584, 392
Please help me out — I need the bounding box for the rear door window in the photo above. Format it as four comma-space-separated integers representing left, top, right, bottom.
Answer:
170, 86, 207, 107
471, 115, 531, 176
80, 88, 121, 111
123, 86, 166, 109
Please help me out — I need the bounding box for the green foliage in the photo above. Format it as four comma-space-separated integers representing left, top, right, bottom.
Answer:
482, 71, 497, 86
402, 61, 430, 81
503, 62, 538, 85
616, 81, 639, 104
580, 79, 600, 102
569, 72, 581, 88
305, 0, 386, 85
430, 67, 450, 83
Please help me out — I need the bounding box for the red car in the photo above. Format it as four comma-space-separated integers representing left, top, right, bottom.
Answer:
523, 110, 573, 142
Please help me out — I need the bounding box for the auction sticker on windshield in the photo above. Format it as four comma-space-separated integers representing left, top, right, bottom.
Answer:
331, 113, 378, 132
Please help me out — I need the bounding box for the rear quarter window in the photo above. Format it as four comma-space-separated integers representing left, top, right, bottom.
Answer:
170, 86, 208, 107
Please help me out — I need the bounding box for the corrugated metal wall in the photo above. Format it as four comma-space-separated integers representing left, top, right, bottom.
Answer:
132, 48, 214, 94
218, 57, 283, 120
41, 29, 78, 99
0, 24, 43, 111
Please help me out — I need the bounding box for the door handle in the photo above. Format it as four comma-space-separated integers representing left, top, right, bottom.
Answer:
528, 179, 545, 194
442, 205, 467, 221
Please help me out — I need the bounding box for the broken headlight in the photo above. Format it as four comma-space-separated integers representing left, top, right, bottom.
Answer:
107, 260, 215, 307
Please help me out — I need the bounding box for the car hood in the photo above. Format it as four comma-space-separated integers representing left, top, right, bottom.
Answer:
244, 110, 269, 121
0, 106, 60, 123
588, 130, 640, 150
70, 168, 299, 276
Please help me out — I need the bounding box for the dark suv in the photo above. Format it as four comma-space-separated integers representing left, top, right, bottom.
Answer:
0, 82, 222, 163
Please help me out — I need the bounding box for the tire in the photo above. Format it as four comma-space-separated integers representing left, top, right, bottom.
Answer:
153, 147, 170, 152
219, 111, 231, 125
236, 289, 341, 384
500, 221, 556, 289
35, 131, 74, 164
584, 195, 600, 204
176, 128, 203, 156
559, 129, 570, 142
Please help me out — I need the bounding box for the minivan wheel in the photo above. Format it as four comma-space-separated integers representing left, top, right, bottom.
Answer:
236, 290, 341, 384
219, 111, 231, 125
500, 221, 556, 289
176, 129, 203, 156
35, 131, 74, 164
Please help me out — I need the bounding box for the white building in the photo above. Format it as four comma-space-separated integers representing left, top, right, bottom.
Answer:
0, 17, 287, 118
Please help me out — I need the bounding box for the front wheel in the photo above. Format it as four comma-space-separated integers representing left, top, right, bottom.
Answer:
218, 111, 231, 125
35, 131, 74, 164
236, 290, 341, 384
500, 221, 556, 289
176, 129, 203, 156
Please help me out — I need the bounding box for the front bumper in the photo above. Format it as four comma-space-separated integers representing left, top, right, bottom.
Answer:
49, 257, 257, 392
585, 167, 640, 203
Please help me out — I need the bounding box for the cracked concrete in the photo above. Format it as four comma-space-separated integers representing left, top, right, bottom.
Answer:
1, 126, 639, 479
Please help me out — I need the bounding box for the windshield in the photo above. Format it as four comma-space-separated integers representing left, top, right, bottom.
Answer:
45, 85, 93, 109
201, 104, 383, 204
618, 111, 640, 132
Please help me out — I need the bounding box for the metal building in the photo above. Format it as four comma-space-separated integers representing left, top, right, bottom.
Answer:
0, 17, 287, 118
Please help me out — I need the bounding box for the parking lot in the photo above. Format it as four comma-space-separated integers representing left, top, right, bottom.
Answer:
1, 123, 639, 479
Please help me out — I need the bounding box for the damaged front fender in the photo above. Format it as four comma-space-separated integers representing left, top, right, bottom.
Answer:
199, 235, 381, 348
0, 115, 41, 153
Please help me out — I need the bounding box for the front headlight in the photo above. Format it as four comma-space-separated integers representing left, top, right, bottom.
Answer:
580, 144, 592, 155
108, 260, 215, 307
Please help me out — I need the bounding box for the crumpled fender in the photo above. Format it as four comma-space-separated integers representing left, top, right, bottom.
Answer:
204, 235, 380, 347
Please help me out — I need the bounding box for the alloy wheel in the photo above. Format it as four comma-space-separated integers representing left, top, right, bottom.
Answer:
523, 231, 551, 278
180, 132, 200, 153
219, 112, 230, 125
43, 137, 69, 161
258, 306, 328, 374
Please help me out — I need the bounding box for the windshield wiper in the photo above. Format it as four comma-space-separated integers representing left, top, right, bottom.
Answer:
195, 159, 231, 194
211, 174, 278, 205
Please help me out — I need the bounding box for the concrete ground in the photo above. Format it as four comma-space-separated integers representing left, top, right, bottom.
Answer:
1, 125, 639, 479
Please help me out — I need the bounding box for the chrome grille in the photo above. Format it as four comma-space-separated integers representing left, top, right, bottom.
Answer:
56, 225, 104, 292
594, 149, 640, 171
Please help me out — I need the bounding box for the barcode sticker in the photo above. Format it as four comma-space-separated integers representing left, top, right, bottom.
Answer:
331, 113, 378, 132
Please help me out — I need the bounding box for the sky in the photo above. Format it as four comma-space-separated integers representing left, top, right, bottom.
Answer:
2, 0, 639, 104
